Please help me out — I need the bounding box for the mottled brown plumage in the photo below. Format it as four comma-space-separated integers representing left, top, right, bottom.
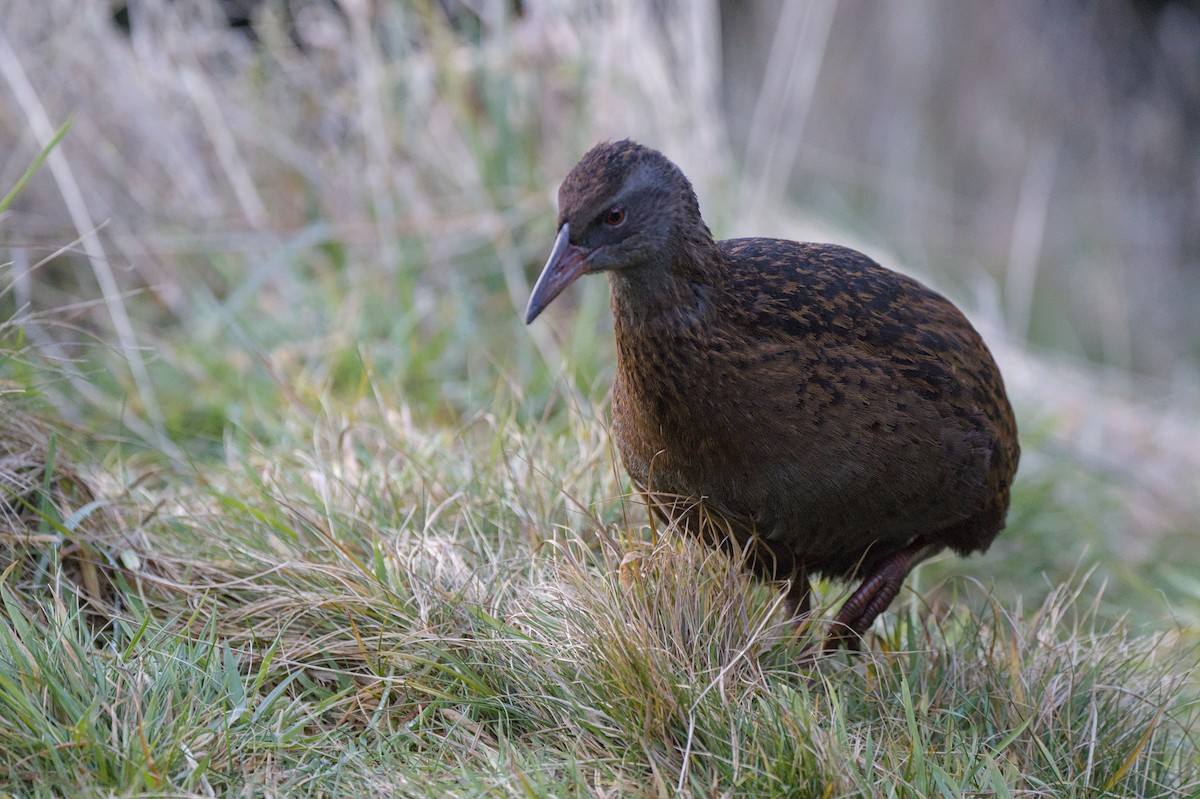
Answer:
526, 140, 1019, 649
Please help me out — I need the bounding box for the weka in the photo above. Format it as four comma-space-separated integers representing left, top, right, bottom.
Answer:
525, 140, 1019, 649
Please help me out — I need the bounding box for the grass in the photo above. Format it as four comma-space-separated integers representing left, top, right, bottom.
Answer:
0, 394, 1195, 796
1, 1, 1198, 796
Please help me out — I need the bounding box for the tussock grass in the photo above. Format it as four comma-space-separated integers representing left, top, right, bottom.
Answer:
0, 389, 1195, 796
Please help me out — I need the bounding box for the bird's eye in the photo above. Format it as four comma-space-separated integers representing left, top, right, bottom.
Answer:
603, 207, 626, 227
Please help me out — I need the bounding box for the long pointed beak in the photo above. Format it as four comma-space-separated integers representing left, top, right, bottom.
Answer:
524, 223, 593, 324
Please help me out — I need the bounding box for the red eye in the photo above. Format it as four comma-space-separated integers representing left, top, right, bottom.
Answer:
603, 207, 626, 226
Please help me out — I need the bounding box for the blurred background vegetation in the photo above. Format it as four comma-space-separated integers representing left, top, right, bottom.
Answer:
0, 0, 1198, 622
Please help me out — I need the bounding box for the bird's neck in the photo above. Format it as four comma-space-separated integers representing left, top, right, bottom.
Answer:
607, 233, 724, 332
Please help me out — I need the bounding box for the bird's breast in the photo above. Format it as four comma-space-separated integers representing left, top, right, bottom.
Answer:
610, 321, 805, 496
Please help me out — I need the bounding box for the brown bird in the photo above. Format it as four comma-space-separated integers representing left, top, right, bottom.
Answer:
525, 140, 1019, 650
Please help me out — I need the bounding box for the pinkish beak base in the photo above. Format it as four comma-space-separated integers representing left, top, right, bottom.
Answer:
524, 223, 593, 324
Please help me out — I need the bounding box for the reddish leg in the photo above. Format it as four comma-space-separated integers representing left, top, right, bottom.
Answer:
824, 538, 942, 651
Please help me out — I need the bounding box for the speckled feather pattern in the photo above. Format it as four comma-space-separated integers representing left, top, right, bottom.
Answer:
550, 139, 1019, 592
611, 238, 1018, 580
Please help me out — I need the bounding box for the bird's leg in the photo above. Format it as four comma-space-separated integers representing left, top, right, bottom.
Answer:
782, 571, 812, 629
824, 538, 942, 651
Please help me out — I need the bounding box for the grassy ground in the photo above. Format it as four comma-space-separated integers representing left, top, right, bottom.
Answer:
1, 2, 1198, 796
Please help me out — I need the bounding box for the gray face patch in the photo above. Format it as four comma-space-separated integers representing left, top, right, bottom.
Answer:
614, 160, 661, 203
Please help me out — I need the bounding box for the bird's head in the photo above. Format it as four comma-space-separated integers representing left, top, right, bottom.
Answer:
524, 140, 705, 324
